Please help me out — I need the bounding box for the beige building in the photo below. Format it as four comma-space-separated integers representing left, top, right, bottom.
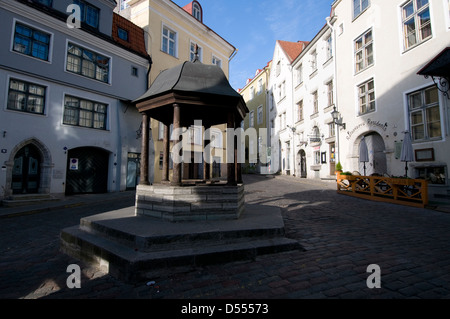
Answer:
238, 62, 271, 174
117, 0, 236, 183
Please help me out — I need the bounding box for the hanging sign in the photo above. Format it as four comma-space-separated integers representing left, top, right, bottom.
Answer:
70, 158, 79, 171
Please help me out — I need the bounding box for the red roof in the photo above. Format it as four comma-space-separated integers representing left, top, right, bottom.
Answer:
112, 13, 149, 58
278, 40, 309, 63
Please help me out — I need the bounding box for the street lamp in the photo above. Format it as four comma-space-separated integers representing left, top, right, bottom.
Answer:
331, 106, 346, 130
287, 125, 296, 177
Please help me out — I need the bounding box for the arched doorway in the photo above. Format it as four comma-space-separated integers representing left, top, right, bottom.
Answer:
358, 132, 387, 176
66, 147, 109, 194
298, 149, 307, 178
11, 144, 41, 194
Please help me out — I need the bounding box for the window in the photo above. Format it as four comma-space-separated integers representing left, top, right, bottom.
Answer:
119, 0, 130, 11
162, 26, 177, 57
296, 64, 303, 86
7, 78, 46, 115
325, 35, 333, 60
193, 2, 202, 21
118, 28, 129, 41
355, 29, 373, 73
250, 86, 255, 100
276, 61, 281, 77
212, 56, 222, 68
353, 0, 370, 19
297, 100, 304, 122
327, 81, 334, 107
74, 0, 100, 29
311, 50, 317, 72
13, 23, 50, 61
279, 81, 286, 100
63, 95, 107, 130
66, 43, 110, 83
257, 79, 263, 95
211, 129, 223, 148
312, 91, 318, 114
314, 151, 321, 165
311, 126, 321, 144
158, 122, 165, 140
190, 126, 202, 145
329, 122, 336, 138
257, 105, 263, 125
249, 111, 255, 128
131, 67, 138, 77
190, 42, 202, 62
358, 79, 375, 115
408, 86, 441, 141
402, 0, 432, 50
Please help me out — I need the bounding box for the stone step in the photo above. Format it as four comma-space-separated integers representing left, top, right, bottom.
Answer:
1, 194, 59, 207
60, 225, 301, 283
79, 213, 286, 252
60, 204, 303, 283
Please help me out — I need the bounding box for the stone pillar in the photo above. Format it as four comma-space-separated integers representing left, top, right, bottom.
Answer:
162, 124, 170, 183
140, 113, 150, 185
203, 125, 211, 182
171, 104, 182, 186
227, 112, 236, 186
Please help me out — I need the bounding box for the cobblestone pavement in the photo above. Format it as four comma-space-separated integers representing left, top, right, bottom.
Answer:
1, 174, 450, 300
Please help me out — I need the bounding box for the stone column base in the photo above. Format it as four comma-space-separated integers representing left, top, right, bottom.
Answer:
135, 184, 245, 222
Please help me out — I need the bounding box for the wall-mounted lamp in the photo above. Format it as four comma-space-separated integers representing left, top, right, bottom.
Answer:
331, 106, 346, 130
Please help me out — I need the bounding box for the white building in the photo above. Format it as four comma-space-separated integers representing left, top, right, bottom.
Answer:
291, 24, 337, 180
269, 40, 309, 175
0, 0, 150, 200
330, 0, 450, 202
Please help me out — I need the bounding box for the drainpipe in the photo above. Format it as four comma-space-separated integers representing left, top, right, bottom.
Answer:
326, 15, 341, 165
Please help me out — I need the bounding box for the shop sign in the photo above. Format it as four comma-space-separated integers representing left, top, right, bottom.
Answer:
346, 119, 389, 140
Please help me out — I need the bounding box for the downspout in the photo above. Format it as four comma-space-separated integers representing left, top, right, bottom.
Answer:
326, 15, 341, 165
229, 48, 238, 62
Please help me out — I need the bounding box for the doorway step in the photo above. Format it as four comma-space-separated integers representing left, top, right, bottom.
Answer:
1, 194, 59, 208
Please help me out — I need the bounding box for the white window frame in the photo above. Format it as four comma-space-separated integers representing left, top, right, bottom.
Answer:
354, 28, 374, 74
161, 24, 177, 58
249, 111, 255, 128
407, 85, 442, 142
257, 105, 263, 125
193, 2, 202, 21
401, 0, 432, 51
353, 0, 370, 20
357, 78, 376, 115
212, 55, 222, 68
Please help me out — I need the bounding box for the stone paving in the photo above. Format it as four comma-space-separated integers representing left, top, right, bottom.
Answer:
1, 174, 450, 300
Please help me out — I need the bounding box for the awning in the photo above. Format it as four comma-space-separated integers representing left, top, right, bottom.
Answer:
417, 47, 450, 98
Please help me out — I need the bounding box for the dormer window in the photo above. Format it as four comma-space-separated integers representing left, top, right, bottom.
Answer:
118, 27, 129, 41
193, 2, 202, 22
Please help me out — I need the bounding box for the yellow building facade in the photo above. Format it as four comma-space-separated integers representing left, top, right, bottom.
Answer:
238, 62, 271, 174
117, 0, 236, 183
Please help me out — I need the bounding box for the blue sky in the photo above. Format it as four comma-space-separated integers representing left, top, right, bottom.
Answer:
172, 0, 334, 90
